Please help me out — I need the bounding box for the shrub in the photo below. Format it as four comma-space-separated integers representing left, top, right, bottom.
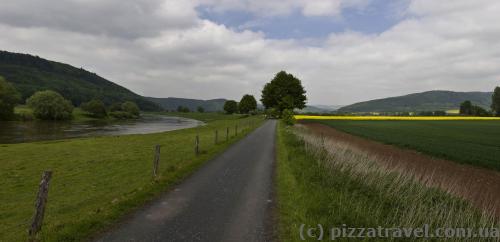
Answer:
0, 77, 21, 120
17, 110, 34, 121
80, 99, 107, 118
249, 110, 259, 116
177, 106, 190, 113
281, 109, 296, 125
109, 102, 122, 112
121, 101, 140, 117
471, 105, 490, 117
109, 111, 135, 119
26, 90, 73, 120
265, 108, 280, 119
197, 106, 205, 113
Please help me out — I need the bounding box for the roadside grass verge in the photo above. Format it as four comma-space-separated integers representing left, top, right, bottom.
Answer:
0, 114, 263, 241
277, 123, 497, 242
306, 120, 500, 170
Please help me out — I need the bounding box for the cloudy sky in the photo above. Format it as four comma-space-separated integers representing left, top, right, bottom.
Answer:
1, 0, 499, 105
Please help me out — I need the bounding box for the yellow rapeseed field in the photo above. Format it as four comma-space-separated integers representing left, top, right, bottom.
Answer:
294, 115, 500, 121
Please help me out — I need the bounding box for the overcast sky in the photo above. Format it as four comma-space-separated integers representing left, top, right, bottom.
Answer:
1, 0, 499, 105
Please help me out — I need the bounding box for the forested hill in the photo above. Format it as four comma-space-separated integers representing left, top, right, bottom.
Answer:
338, 90, 493, 113
0, 50, 160, 111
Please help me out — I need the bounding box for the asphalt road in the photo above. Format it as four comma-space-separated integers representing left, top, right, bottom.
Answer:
96, 120, 277, 242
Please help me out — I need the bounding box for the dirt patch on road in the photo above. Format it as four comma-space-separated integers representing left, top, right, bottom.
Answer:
303, 122, 500, 218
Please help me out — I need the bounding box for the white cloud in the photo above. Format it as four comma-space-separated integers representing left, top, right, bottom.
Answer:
0, 0, 198, 39
0, 0, 499, 105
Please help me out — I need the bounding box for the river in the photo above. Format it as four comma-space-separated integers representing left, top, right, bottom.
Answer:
0, 115, 203, 144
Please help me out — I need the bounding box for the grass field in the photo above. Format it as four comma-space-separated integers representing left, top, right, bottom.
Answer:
276, 124, 497, 241
0, 114, 263, 241
304, 120, 500, 170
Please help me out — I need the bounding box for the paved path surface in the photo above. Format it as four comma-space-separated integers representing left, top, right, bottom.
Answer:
96, 120, 277, 242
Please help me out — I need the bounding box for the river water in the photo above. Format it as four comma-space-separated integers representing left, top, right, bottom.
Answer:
0, 115, 203, 144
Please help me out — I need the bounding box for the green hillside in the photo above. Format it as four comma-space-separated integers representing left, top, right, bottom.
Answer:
338, 90, 493, 113
0, 50, 160, 111
147, 97, 227, 112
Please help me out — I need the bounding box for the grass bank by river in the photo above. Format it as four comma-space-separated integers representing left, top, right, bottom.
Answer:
0, 114, 263, 241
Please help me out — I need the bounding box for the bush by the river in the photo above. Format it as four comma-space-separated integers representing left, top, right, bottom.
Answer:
80, 99, 107, 118
109, 111, 136, 119
26, 90, 74, 120
121, 101, 140, 117
0, 76, 21, 120
108, 101, 141, 119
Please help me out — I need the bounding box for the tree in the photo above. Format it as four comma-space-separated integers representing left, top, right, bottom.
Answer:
460, 100, 491, 116
434, 110, 447, 116
261, 71, 307, 113
197, 106, 205, 113
27, 90, 74, 120
223, 100, 238, 114
121, 101, 140, 117
0, 77, 21, 120
459, 101, 473, 115
109, 102, 122, 112
238, 94, 257, 114
81, 99, 107, 118
471, 106, 490, 117
492, 86, 500, 116
177, 106, 190, 113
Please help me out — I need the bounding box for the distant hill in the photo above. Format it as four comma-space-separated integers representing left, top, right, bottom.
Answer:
296, 105, 344, 114
0, 50, 160, 111
338, 90, 493, 113
313, 105, 344, 111
148, 97, 228, 112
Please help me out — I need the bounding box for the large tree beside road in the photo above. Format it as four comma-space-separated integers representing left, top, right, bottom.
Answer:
261, 71, 306, 113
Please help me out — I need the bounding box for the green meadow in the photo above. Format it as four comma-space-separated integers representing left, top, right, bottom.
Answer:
0, 114, 263, 241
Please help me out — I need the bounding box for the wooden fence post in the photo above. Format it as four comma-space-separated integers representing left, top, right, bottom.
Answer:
29, 171, 52, 241
226, 127, 229, 141
215, 130, 218, 144
152, 145, 161, 178
195, 135, 200, 155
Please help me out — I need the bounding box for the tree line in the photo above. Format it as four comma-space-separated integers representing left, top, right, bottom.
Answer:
3, 70, 499, 122
459, 87, 500, 117
221, 70, 308, 125
0, 76, 141, 121
222, 94, 259, 115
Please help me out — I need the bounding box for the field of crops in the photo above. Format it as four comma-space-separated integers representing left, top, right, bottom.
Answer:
303, 119, 500, 170
277, 124, 496, 242
295, 115, 500, 121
